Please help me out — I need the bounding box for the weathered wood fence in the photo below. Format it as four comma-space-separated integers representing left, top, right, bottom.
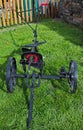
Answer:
0, 0, 60, 28
60, 0, 83, 27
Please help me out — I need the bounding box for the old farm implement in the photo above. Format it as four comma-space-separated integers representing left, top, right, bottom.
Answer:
6, 2, 78, 129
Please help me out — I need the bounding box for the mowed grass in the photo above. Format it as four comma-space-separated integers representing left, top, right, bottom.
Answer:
0, 19, 83, 130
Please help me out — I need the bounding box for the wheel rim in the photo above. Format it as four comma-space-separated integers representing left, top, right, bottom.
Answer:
6, 57, 17, 92
69, 60, 78, 93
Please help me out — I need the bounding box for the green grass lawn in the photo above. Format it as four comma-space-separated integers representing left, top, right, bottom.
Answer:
0, 19, 83, 130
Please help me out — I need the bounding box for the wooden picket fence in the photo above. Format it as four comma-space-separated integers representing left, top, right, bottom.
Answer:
0, 0, 59, 28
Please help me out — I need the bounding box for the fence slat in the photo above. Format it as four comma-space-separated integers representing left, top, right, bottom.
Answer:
0, 18, 2, 27
25, 0, 29, 22
51, 3, 53, 18
44, 0, 47, 18
8, 0, 13, 25
0, 0, 2, 27
30, 0, 32, 22
12, 0, 17, 24
4, 0, 9, 26
2, 10, 6, 26
48, 3, 50, 18
6, 0, 10, 26
1, 0, 6, 27
21, 0, 24, 22
53, 3, 56, 18
0, 0, 2, 7
4, 0, 6, 8
17, 0, 21, 23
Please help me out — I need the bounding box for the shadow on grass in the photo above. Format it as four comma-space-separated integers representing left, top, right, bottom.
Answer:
40, 19, 83, 47
0, 30, 21, 91
0, 30, 30, 118
9, 30, 21, 47
10, 30, 30, 111
50, 79, 70, 94
47, 70, 70, 94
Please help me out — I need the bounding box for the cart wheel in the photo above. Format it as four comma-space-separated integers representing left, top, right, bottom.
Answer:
6, 57, 17, 93
68, 60, 78, 93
